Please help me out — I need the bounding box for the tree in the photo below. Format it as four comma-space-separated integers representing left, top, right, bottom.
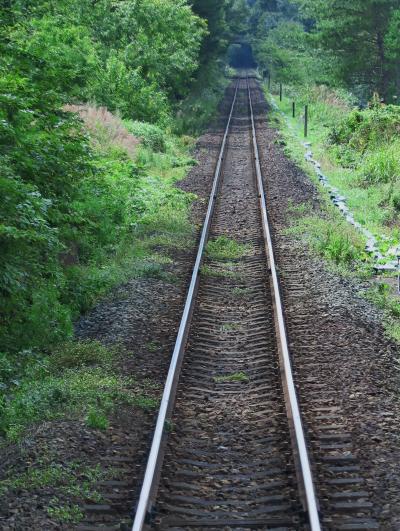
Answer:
191, 0, 250, 64
386, 9, 400, 98
296, 0, 398, 98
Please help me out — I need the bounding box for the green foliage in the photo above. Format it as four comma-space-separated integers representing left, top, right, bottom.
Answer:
0, 461, 104, 499
0, 0, 236, 446
89, 52, 171, 125
365, 283, 400, 343
174, 60, 231, 135
47, 502, 84, 524
361, 143, 400, 185
328, 105, 400, 207
0, 339, 160, 440
125, 121, 167, 153
295, 0, 399, 99
254, 21, 320, 84
201, 263, 243, 280
86, 408, 109, 430
49, 340, 117, 372
10, 16, 99, 97
213, 372, 249, 383
206, 236, 249, 260
0, 459, 104, 525
288, 211, 366, 266
252, 0, 400, 100
329, 105, 400, 153
2, 0, 206, 122
191, 0, 248, 65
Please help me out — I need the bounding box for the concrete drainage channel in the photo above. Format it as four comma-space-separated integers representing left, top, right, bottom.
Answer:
269, 96, 400, 274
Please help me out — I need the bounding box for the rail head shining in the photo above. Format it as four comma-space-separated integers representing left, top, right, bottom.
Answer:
246, 78, 322, 531
132, 81, 240, 531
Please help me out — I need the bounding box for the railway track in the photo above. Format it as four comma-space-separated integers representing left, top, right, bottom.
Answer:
131, 76, 321, 530
76, 76, 381, 531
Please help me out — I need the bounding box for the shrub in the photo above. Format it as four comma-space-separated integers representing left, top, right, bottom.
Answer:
88, 52, 171, 125
329, 104, 400, 153
64, 105, 139, 159
124, 121, 167, 153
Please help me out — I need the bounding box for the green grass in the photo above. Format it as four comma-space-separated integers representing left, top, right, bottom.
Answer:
49, 340, 117, 372
47, 501, 84, 525
286, 206, 367, 267
363, 283, 400, 342
201, 263, 243, 280
86, 408, 109, 430
268, 84, 400, 344
146, 341, 160, 353
64, 137, 197, 316
268, 85, 400, 246
0, 460, 105, 524
0, 340, 159, 441
206, 236, 250, 261
213, 372, 249, 383
231, 287, 252, 297
219, 323, 240, 332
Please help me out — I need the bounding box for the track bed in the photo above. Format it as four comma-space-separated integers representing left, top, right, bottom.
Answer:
153, 80, 303, 529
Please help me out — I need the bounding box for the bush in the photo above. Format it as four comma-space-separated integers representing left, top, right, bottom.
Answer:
329, 104, 400, 153
64, 105, 140, 159
88, 52, 171, 125
124, 121, 167, 153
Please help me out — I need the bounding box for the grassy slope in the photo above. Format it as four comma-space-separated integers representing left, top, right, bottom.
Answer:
271, 87, 400, 249
264, 83, 400, 342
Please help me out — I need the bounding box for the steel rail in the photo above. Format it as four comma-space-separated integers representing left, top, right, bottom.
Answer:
246, 78, 322, 531
131, 80, 240, 531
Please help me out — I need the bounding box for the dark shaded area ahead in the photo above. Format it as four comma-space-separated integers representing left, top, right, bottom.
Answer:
228, 43, 257, 69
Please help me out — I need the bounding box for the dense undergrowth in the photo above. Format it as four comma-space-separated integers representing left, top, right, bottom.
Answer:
0, 0, 238, 445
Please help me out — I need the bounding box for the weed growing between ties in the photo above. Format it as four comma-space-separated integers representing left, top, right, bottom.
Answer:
220, 323, 240, 332
201, 263, 244, 280
213, 372, 249, 383
206, 236, 250, 261
231, 287, 253, 298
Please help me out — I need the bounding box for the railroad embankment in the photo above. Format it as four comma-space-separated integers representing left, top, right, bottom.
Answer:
267, 83, 400, 342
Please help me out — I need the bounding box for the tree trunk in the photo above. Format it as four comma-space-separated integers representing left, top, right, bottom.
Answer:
376, 30, 390, 100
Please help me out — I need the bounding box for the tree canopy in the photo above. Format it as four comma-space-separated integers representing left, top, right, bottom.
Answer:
248, 0, 400, 100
